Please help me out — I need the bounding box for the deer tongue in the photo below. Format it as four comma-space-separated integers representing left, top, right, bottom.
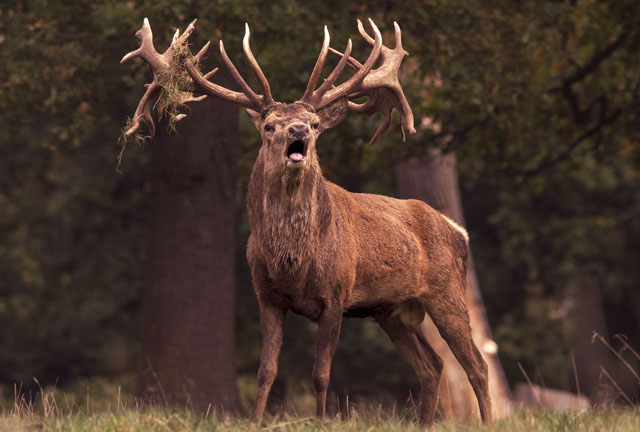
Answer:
289, 152, 304, 161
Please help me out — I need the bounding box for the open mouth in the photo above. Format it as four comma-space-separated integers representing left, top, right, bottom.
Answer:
285, 140, 307, 163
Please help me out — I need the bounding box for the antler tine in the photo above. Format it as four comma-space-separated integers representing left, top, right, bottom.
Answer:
363, 101, 392, 145
124, 81, 161, 138
243, 23, 275, 105
314, 39, 353, 96
219, 40, 264, 108
356, 18, 376, 45
121, 18, 163, 70
393, 21, 405, 52
176, 19, 198, 46
347, 96, 395, 145
357, 18, 406, 53
316, 19, 382, 110
390, 21, 414, 138
302, 26, 331, 102
184, 59, 259, 110
193, 40, 211, 63
203, 67, 218, 80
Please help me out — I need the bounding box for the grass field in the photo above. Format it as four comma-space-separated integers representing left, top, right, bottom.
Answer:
0, 408, 638, 431
1, 381, 637, 431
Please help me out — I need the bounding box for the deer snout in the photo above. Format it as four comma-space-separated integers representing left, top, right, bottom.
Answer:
288, 124, 309, 140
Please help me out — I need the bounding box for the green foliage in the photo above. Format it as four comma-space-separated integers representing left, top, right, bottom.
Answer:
0, 1, 151, 388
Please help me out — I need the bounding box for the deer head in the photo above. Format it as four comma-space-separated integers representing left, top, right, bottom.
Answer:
121, 18, 416, 161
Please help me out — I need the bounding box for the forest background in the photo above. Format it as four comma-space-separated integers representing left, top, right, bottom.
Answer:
1, 0, 639, 417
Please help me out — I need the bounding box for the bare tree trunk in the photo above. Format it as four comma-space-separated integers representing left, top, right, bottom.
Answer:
565, 275, 618, 405
138, 91, 240, 414
395, 148, 512, 419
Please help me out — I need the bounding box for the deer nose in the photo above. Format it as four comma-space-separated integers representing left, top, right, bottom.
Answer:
288, 124, 309, 140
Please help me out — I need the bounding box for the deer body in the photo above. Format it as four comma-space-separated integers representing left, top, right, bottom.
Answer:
123, 18, 492, 424
247, 168, 467, 321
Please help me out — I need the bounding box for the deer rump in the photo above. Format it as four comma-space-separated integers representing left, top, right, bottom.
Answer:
122, 17, 492, 424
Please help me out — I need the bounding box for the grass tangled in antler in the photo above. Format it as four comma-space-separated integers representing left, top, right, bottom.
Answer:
116, 128, 148, 173
118, 32, 200, 172
157, 37, 197, 134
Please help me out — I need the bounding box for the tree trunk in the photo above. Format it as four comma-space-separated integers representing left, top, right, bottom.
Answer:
565, 275, 618, 405
395, 148, 512, 419
629, 289, 640, 352
138, 92, 240, 414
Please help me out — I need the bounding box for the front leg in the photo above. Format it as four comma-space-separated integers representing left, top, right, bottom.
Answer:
251, 299, 286, 421
312, 305, 343, 419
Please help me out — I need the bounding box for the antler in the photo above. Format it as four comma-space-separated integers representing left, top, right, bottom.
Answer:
328, 20, 416, 145
122, 19, 276, 138
183, 23, 275, 112
120, 18, 207, 138
300, 19, 383, 111
122, 18, 412, 144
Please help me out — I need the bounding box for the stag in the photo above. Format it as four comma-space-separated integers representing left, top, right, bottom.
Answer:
122, 17, 492, 424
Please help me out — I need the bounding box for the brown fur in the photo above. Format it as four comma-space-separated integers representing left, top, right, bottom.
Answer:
247, 103, 492, 423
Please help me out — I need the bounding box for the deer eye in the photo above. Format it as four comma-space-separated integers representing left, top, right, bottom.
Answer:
264, 124, 274, 132
311, 123, 319, 130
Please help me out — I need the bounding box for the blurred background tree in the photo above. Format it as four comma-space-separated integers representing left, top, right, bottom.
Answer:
1, 0, 639, 415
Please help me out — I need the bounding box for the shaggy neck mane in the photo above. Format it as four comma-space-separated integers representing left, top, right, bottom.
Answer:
247, 157, 331, 272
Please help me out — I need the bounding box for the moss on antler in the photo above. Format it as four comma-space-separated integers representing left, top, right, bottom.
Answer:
156, 37, 198, 133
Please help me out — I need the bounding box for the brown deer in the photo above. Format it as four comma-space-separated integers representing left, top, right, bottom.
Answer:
122, 17, 492, 424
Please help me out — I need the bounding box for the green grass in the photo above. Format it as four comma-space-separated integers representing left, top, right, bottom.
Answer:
0, 408, 638, 432
2, 382, 638, 431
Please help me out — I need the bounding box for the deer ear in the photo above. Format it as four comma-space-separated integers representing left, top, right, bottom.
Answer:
245, 108, 262, 127
317, 98, 349, 133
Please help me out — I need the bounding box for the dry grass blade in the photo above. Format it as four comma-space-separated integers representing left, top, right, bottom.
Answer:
518, 362, 543, 406
570, 351, 581, 400
592, 332, 640, 385
614, 334, 640, 362
599, 366, 633, 406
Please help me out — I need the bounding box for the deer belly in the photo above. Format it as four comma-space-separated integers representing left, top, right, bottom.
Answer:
349, 231, 424, 305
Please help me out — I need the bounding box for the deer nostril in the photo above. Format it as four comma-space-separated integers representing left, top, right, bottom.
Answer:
288, 124, 309, 139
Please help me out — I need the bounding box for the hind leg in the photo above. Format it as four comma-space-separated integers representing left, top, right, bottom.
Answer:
378, 315, 443, 424
423, 292, 492, 422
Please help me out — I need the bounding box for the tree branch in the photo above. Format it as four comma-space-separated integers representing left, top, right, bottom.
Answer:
549, 29, 631, 124
520, 105, 621, 178
551, 29, 630, 91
